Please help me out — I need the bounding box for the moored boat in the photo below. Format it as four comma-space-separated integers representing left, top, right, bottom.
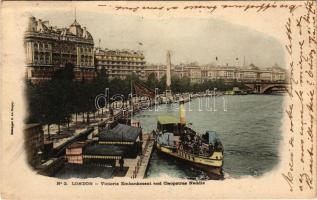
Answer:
154, 100, 224, 176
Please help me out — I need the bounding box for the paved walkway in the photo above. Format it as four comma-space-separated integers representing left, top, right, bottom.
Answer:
136, 140, 154, 178
53, 128, 87, 148
48, 110, 119, 149
124, 134, 154, 178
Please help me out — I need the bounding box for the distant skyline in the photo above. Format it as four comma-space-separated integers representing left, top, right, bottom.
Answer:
31, 10, 285, 68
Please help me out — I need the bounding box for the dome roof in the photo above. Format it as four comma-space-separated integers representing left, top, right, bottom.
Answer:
68, 20, 93, 40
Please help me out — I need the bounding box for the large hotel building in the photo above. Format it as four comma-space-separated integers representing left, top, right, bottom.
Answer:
95, 48, 146, 80
24, 16, 95, 83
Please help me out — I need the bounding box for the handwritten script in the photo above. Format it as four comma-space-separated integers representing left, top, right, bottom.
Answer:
282, 0, 316, 193
98, 3, 301, 14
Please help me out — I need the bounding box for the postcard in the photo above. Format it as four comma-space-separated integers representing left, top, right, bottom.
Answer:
0, 1, 316, 199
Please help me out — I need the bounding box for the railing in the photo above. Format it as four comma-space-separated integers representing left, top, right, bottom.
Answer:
240, 80, 288, 84
131, 135, 152, 178
131, 157, 142, 179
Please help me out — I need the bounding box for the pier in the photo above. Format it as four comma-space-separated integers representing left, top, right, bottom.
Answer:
124, 133, 154, 178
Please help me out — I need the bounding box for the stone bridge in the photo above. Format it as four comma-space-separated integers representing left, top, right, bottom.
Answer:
243, 81, 289, 94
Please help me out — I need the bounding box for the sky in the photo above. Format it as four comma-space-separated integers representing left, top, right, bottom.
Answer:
31, 10, 285, 68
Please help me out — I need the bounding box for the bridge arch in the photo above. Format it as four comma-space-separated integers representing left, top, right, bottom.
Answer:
242, 82, 288, 94
261, 84, 288, 94
244, 84, 260, 93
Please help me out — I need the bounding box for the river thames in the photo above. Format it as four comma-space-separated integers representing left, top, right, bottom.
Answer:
134, 95, 284, 179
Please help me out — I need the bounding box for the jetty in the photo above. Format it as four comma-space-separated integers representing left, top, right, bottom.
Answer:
124, 133, 154, 178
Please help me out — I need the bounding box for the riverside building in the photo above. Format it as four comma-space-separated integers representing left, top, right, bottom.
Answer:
202, 64, 286, 82
95, 48, 146, 80
24, 16, 95, 83
144, 63, 287, 83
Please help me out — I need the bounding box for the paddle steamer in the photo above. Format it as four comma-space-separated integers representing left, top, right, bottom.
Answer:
154, 100, 224, 176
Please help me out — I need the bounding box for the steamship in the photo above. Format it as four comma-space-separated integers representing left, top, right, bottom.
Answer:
154, 100, 224, 176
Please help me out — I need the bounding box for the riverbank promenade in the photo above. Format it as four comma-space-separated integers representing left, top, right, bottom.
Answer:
124, 133, 154, 178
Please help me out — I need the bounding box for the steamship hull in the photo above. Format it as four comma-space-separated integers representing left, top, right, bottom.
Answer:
156, 143, 223, 176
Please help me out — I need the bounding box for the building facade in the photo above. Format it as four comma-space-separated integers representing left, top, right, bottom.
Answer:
144, 63, 287, 83
202, 64, 286, 82
144, 64, 189, 80
144, 64, 166, 80
24, 16, 95, 83
173, 65, 189, 78
95, 48, 146, 80
187, 66, 202, 83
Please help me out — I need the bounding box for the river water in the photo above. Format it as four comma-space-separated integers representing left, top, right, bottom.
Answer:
133, 95, 284, 179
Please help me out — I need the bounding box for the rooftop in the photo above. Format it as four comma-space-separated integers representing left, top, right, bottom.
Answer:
68, 140, 92, 149
98, 123, 141, 142
26, 16, 93, 41
95, 48, 144, 57
157, 115, 179, 125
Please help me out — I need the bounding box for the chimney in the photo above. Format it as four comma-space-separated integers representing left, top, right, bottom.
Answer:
179, 99, 186, 125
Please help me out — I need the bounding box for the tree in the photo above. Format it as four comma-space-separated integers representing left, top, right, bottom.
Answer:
72, 81, 83, 124
145, 73, 158, 90
25, 78, 60, 138
48, 63, 75, 132
158, 75, 166, 93
179, 76, 191, 93
25, 63, 76, 137
94, 68, 109, 115
95, 67, 109, 93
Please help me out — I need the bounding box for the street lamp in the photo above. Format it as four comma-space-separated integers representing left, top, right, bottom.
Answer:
154, 88, 159, 111
105, 88, 109, 109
